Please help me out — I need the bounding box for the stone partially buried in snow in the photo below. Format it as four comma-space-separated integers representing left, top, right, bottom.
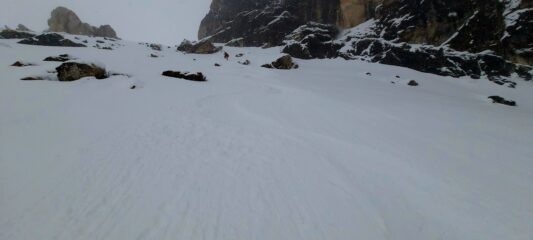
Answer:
488, 96, 516, 106
262, 55, 299, 70
162, 71, 206, 82
177, 39, 221, 54
18, 33, 86, 47
20, 76, 45, 81
238, 59, 251, 65
408, 80, 419, 86
56, 62, 107, 81
149, 43, 162, 51
11, 61, 34, 67
43, 54, 72, 62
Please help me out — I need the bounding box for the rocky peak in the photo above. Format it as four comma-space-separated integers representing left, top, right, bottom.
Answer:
48, 6, 118, 39
16, 24, 31, 32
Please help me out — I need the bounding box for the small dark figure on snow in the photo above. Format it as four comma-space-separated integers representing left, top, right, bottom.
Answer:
224, 52, 229, 61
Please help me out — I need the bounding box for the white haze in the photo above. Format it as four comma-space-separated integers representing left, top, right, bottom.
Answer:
0, 0, 211, 45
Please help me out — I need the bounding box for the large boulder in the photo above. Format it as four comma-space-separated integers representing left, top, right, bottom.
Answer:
262, 55, 299, 69
47, 6, 118, 38
56, 62, 107, 81
18, 33, 86, 47
0, 29, 35, 39
177, 39, 221, 54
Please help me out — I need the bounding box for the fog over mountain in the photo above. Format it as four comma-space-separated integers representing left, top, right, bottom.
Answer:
1, 1, 532, 239
0, 0, 211, 44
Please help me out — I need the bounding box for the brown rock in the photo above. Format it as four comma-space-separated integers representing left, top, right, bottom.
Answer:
271, 55, 298, 69
56, 62, 107, 81
177, 39, 222, 54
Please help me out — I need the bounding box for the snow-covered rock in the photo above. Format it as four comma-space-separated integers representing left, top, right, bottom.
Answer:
282, 22, 341, 59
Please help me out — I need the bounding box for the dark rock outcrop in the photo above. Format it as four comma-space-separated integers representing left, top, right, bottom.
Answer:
44, 54, 72, 62
47, 7, 118, 38
407, 80, 419, 86
162, 71, 207, 82
0, 29, 35, 39
21, 76, 44, 81
11, 61, 34, 67
488, 96, 517, 106
373, 0, 533, 66
177, 39, 222, 54
282, 22, 341, 59
199, 0, 341, 47
18, 33, 86, 47
56, 62, 107, 81
338, 36, 532, 80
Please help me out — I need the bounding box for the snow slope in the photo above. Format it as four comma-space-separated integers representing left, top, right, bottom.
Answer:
1, 35, 533, 240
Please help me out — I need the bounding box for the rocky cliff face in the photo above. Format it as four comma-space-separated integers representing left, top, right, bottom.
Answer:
198, 0, 342, 47
48, 7, 118, 39
375, 0, 533, 65
198, 0, 376, 44
338, 0, 378, 28
198, 0, 532, 80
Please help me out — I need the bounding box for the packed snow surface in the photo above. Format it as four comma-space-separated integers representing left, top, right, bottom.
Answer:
1, 35, 533, 240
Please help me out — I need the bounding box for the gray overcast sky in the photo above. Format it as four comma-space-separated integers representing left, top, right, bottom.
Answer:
0, 0, 211, 45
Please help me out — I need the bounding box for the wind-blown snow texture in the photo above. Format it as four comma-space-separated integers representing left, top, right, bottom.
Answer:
1, 35, 533, 240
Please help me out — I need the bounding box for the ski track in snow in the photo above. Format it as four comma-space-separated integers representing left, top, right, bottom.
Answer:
1, 35, 533, 240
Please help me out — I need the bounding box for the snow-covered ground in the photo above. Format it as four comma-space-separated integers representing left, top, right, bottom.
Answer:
1, 35, 532, 240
